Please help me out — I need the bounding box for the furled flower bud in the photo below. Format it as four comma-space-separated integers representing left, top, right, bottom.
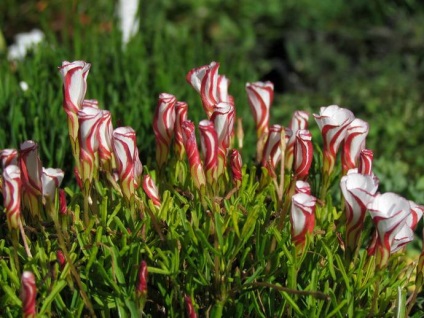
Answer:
186, 62, 220, 117
198, 119, 218, 184
98, 110, 114, 171
113, 127, 142, 201
181, 121, 206, 190
368, 192, 411, 267
340, 170, 379, 257
230, 149, 243, 188
295, 180, 311, 195
41, 168, 64, 200
59, 60, 91, 114
211, 102, 235, 175
358, 149, 374, 175
0, 148, 18, 168
174, 101, 188, 160
78, 106, 102, 183
313, 105, 355, 175
20, 141, 42, 217
57, 250, 66, 269
59, 189, 68, 215
136, 260, 148, 295
245, 81, 274, 162
292, 129, 313, 180
290, 192, 316, 248
153, 93, 176, 168
2, 165, 21, 229
262, 125, 291, 174
245, 81, 274, 139
142, 175, 161, 207
342, 118, 369, 174
185, 295, 198, 318
286, 111, 309, 170
59, 60, 91, 146
20, 271, 37, 318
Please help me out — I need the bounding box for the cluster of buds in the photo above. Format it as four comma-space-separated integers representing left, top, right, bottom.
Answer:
150, 62, 240, 191
1, 141, 64, 229
245, 78, 315, 183
59, 61, 143, 204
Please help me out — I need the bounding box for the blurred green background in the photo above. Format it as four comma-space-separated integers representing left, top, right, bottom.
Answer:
1, 0, 423, 201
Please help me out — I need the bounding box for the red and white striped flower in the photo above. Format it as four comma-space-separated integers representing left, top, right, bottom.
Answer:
261, 125, 291, 174
245, 81, 274, 162
186, 62, 220, 117
2, 165, 21, 229
292, 129, 313, 180
313, 105, 355, 175
98, 110, 114, 170
198, 119, 218, 184
211, 102, 235, 150
368, 192, 411, 267
59, 60, 91, 114
286, 111, 309, 170
295, 180, 311, 195
340, 170, 379, 255
0, 148, 18, 168
20, 141, 42, 217
142, 174, 161, 207
211, 102, 235, 174
342, 118, 369, 174
290, 192, 316, 248
245, 81, 274, 139
186, 64, 209, 93
181, 120, 206, 190
113, 127, 142, 201
358, 149, 374, 175
20, 141, 43, 196
78, 106, 103, 183
20, 271, 37, 318
153, 93, 176, 168
230, 149, 243, 188
174, 101, 188, 160
390, 201, 424, 253
59, 61, 91, 145
41, 168, 64, 200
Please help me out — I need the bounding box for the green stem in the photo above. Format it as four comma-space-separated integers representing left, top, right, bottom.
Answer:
50, 202, 95, 316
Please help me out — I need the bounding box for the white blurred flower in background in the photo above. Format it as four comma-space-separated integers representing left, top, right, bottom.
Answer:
117, 0, 140, 48
7, 29, 44, 61
19, 81, 29, 92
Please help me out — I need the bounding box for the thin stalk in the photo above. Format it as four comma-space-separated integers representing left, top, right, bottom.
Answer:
18, 219, 32, 258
